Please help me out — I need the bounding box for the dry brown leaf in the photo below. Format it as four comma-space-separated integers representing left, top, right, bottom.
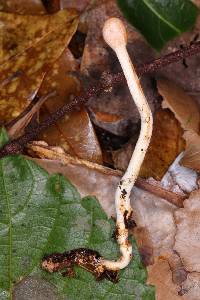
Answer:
180, 273, 200, 300
0, 0, 46, 14
132, 187, 177, 257
148, 258, 182, 300
7, 92, 55, 139
141, 109, 185, 179
148, 258, 200, 300
113, 109, 185, 180
38, 48, 102, 164
133, 227, 154, 266
181, 130, 200, 171
0, 10, 78, 122
158, 79, 200, 132
174, 189, 200, 273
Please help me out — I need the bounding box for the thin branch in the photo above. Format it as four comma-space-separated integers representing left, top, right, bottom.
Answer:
29, 141, 186, 208
1, 41, 200, 158
136, 178, 186, 208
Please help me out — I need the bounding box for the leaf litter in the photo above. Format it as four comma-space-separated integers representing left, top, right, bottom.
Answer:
1, 0, 200, 299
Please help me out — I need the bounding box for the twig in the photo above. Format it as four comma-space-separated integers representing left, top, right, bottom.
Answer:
136, 178, 186, 208
28, 141, 186, 208
0, 41, 200, 158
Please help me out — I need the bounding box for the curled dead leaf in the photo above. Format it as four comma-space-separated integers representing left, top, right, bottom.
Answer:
7, 92, 55, 139
158, 79, 200, 132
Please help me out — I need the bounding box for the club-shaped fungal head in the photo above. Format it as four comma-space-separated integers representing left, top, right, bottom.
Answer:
103, 17, 127, 51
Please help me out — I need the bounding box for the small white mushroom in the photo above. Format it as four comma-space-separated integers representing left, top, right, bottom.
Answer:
102, 18, 153, 270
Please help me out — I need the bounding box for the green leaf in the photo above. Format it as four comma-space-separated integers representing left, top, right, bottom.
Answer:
0, 143, 154, 298
117, 0, 198, 50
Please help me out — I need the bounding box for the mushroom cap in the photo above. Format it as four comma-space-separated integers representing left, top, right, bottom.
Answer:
102, 17, 127, 50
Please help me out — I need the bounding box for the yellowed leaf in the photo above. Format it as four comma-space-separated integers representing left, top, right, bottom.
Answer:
0, 10, 77, 64
0, 10, 78, 122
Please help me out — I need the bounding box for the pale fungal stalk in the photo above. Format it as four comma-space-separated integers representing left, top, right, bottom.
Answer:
102, 18, 153, 270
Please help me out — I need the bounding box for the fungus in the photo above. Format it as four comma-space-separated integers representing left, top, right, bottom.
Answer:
101, 18, 153, 271
42, 17, 153, 280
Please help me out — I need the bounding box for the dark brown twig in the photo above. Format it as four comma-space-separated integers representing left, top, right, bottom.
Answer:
1, 41, 200, 158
